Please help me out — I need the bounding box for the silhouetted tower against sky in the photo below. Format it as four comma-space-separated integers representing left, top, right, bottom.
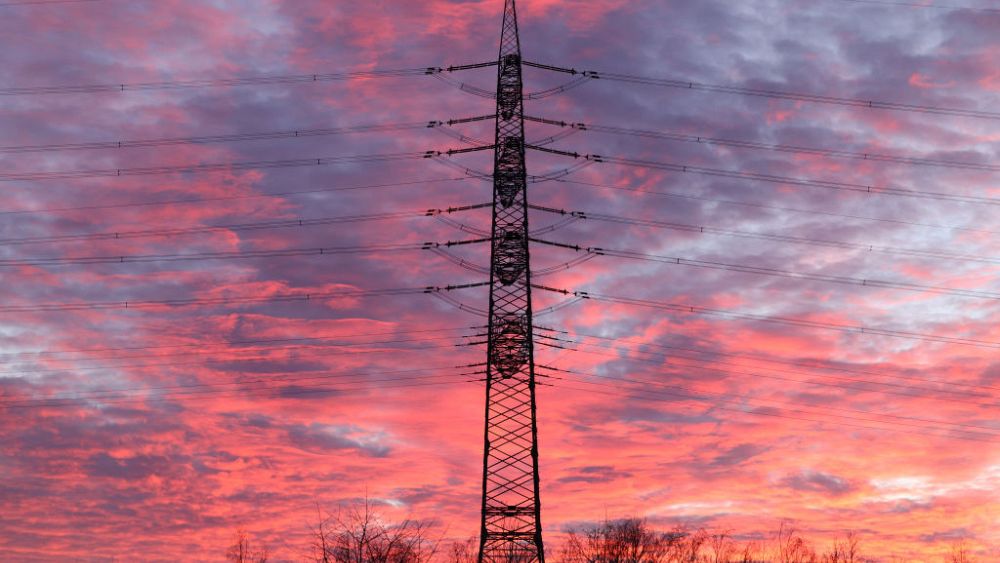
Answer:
478, 0, 545, 562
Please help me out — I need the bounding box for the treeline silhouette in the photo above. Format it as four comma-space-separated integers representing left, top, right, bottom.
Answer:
224, 500, 979, 563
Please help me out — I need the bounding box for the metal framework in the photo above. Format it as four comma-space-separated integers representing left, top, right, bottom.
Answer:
478, 1, 545, 562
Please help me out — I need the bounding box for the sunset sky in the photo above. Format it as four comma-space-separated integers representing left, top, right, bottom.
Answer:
1, 0, 998, 561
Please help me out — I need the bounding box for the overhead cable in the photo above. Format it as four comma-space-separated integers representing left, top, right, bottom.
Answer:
0, 334, 473, 376
531, 285, 1000, 349
524, 115, 998, 172
0, 325, 478, 361
0, 63, 502, 96
523, 61, 1000, 120
528, 203, 1000, 265
531, 238, 1000, 301
0, 121, 434, 155
0, 241, 428, 267
0, 204, 486, 246
553, 178, 1000, 238
526, 147, 1000, 206
0, 151, 428, 182
0, 177, 473, 217
0, 284, 483, 313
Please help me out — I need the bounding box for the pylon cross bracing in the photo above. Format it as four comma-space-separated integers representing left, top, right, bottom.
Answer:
478, 1, 545, 562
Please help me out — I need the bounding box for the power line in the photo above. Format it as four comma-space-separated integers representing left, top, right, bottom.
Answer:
0, 241, 428, 267
432, 152, 595, 184
430, 73, 498, 99
523, 61, 1000, 120
0, 176, 472, 217
525, 76, 592, 99
0, 342, 474, 380
0, 117, 505, 157
430, 72, 591, 100
532, 285, 1000, 349
0, 211, 418, 246
0, 325, 478, 360
0, 63, 507, 98
0, 151, 429, 182
435, 120, 580, 149
0, 204, 488, 246
553, 178, 1000, 238
0, 121, 434, 155
529, 204, 998, 265
532, 238, 1000, 301
0, 335, 472, 376
0, 237, 495, 268
527, 148, 1000, 206
524, 115, 999, 173
598, 154, 1000, 205
0, 287, 423, 313
0, 283, 483, 313
0, 67, 436, 96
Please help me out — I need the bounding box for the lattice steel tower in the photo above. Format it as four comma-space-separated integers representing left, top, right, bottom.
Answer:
478, 0, 545, 561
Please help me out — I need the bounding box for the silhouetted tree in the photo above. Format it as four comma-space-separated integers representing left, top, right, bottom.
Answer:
310, 504, 337, 563
821, 532, 864, 563
774, 521, 816, 563
707, 530, 737, 563
667, 527, 706, 562
560, 517, 685, 563
948, 540, 975, 563
287, 505, 905, 562
309, 497, 438, 563
738, 539, 766, 563
560, 518, 866, 563
446, 537, 477, 563
226, 529, 269, 563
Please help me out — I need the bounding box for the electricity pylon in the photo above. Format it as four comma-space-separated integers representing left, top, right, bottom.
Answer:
478, 0, 545, 562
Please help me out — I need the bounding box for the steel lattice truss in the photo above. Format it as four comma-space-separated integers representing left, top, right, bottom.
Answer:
478, 1, 545, 562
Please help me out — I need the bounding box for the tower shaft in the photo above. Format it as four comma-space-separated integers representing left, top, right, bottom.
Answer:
478, 1, 544, 562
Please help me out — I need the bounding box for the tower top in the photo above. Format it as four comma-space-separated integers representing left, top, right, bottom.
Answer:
499, 0, 522, 58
